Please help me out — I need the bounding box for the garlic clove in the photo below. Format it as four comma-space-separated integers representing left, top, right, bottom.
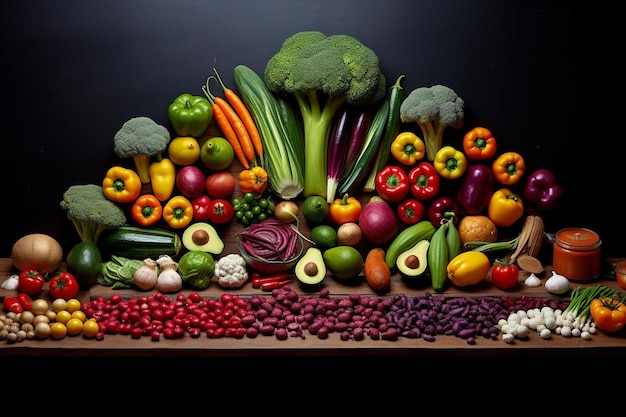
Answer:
524, 273, 542, 287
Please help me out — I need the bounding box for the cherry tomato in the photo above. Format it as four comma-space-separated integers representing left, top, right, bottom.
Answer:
491, 259, 520, 290
50, 322, 67, 340
82, 319, 99, 338
18, 269, 45, 296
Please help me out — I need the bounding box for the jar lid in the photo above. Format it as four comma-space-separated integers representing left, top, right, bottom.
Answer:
555, 228, 601, 250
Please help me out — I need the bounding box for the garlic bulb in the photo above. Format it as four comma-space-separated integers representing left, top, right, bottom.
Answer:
133, 258, 159, 291
524, 273, 542, 287
156, 255, 182, 293
544, 270, 570, 295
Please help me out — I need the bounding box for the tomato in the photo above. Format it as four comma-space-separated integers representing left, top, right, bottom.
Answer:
71, 310, 86, 322
55, 310, 72, 325
82, 319, 99, 338
18, 269, 45, 296
491, 259, 520, 290
206, 198, 235, 224
50, 322, 67, 340
48, 272, 80, 300
590, 297, 626, 333
205, 171, 236, 199
66, 318, 84, 336
66, 298, 82, 313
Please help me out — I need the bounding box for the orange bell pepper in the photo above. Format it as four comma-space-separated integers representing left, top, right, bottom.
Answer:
102, 166, 142, 203
131, 194, 163, 226
590, 297, 626, 333
329, 193, 362, 225
487, 188, 524, 227
463, 127, 497, 160
492, 151, 525, 185
163, 195, 193, 229
239, 165, 268, 197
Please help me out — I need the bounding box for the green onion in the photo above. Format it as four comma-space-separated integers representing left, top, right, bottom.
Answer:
564, 284, 619, 325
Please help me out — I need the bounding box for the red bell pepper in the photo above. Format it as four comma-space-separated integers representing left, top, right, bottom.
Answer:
18, 269, 45, 296
375, 165, 409, 203
48, 272, 80, 300
3, 296, 23, 313
523, 169, 564, 211
408, 162, 440, 201
397, 198, 425, 225
16, 293, 33, 311
191, 195, 212, 221
427, 196, 458, 227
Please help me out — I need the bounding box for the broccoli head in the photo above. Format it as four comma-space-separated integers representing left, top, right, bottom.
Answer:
60, 184, 127, 244
113, 116, 171, 183
264, 31, 387, 198
400, 84, 465, 161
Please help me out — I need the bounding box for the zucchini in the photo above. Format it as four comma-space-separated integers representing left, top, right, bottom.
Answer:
428, 222, 450, 292
446, 218, 462, 260
385, 220, 436, 269
234, 65, 304, 199
99, 226, 181, 260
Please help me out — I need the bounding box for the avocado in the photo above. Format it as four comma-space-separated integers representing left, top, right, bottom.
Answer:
396, 239, 430, 278
182, 222, 224, 254
295, 247, 326, 286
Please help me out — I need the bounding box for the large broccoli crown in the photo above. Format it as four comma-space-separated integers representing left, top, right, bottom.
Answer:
113, 116, 170, 158
264, 31, 387, 106
60, 184, 127, 243
400, 84, 464, 127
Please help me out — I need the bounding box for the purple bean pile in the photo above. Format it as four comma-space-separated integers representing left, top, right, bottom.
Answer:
243, 286, 569, 345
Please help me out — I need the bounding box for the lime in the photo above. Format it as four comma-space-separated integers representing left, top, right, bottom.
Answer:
302, 195, 330, 225
309, 225, 338, 251
323, 246, 364, 280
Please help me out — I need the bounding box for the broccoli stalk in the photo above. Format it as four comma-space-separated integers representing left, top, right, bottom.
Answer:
60, 184, 127, 244
113, 116, 171, 183
399, 85, 465, 161
264, 31, 387, 199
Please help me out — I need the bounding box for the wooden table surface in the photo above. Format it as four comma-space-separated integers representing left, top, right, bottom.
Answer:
2, 257, 625, 359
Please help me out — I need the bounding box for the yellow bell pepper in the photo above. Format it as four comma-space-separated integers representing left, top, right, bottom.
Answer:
433, 146, 467, 180
390, 132, 425, 165
488, 188, 524, 227
446, 251, 491, 287
102, 166, 142, 203
149, 157, 176, 201
163, 195, 194, 229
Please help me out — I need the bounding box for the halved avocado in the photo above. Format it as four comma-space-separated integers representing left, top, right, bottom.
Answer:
182, 222, 224, 254
295, 247, 326, 286
396, 239, 430, 278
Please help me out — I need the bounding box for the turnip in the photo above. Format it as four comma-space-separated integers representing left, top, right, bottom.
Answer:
358, 199, 398, 245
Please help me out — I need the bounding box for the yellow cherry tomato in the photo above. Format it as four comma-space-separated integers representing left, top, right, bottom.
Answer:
82, 319, 100, 339
66, 299, 81, 313
71, 310, 87, 323
66, 318, 84, 336
55, 310, 72, 325
50, 322, 67, 340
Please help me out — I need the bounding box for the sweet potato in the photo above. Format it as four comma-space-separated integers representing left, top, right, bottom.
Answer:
364, 248, 391, 291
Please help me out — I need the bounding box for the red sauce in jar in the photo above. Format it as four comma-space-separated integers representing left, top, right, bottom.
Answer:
552, 228, 601, 282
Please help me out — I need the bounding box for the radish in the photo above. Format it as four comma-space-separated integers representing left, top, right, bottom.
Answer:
358, 199, 398, 245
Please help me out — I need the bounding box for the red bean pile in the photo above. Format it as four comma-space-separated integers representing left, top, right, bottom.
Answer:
83, 288, 568, 344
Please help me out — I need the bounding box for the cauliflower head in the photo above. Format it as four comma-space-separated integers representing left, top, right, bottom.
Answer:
214, 253, 248, 288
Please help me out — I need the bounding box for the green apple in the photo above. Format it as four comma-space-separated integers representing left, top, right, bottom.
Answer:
200, 137, 234, 171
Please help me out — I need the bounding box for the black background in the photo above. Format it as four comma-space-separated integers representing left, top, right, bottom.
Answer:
0, 0, 619, 258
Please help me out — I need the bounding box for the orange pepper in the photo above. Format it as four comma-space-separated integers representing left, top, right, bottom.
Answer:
102, 166, 142, 203
590, 297, 626, 333
463, 127, 497, 160
162, 195, 193, 229
131, 194, 163, 226
329, 193, 362, 225
239, 165, 268, 197
492, 151, 525, 185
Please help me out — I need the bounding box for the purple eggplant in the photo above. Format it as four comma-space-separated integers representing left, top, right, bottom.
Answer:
456, 164, 494, 216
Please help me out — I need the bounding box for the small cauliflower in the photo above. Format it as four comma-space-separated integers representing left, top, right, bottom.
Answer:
214, 253, 248, 288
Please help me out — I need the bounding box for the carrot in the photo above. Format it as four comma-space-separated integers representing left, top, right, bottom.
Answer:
202, 77, 250, 169
364, 248, 392, 291
203, 76, 255, 164
202, 80, 250, 169
213, 67, 263, 158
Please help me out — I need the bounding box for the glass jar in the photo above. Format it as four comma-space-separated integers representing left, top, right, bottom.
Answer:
553, 228, 601, 282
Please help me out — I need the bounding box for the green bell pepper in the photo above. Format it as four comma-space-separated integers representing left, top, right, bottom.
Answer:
167, 93, 213, 138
